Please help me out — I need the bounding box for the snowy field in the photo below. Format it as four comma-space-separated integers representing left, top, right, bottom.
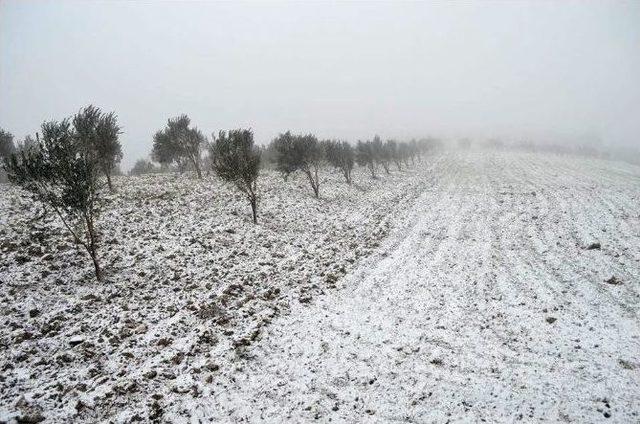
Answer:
1, 150, 639, 423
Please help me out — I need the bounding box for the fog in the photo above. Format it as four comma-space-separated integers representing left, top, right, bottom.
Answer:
1, 1, 639, 169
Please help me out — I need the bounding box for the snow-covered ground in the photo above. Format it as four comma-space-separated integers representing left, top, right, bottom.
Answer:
1, 150, 639, 423
0, 156, 430, 423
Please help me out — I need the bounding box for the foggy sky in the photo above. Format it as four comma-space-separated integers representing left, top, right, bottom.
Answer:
1, 1, 639, 169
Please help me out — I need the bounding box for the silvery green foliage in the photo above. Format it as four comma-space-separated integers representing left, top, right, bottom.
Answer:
0, 128, 15, 159
356, 140, 377, 178
152, 114, 205, 179
271, 131, 323, 197
211, 128, 261, 223
322, 139, 354, 184
3, 107, 112, 281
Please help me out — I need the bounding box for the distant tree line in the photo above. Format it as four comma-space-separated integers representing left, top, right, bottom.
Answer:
144, 114, 433, 199
1, 108, 435, 281
265, 132, 428, 196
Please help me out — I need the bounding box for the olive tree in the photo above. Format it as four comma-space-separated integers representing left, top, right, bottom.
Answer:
0, 128, 15, 158
386, 140, 402, 171
16, 135, 38, 154
356, 140, 376, 178
129, 159, 159, 176
0, 129, 15, 183
408, 139, 419, 164
3, 114, 106, 281
152, 114, 205, 178
269, 132, 297, 180
323, 140, 354, 184
371, 135, 390, 174
272, 131, 323, 197
95, 111, 122, 190
398, 141, 411, 167
73, 105, 122, 191
210, 129, 261, 223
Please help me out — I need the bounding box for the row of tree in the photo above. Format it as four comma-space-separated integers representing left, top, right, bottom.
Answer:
1, 108, 432, 281
146, 116, 429, 196
266, 133, 427, 197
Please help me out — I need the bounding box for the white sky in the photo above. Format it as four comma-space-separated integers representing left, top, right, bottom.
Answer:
1, 1, 639, 168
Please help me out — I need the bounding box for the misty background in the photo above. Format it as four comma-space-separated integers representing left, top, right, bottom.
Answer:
1, 1, 638, 170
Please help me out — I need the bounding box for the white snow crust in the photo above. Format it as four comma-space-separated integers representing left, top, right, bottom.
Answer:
1, 150, 639, 423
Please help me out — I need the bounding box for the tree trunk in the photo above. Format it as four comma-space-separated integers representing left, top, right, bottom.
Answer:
105, 170, 114, 192
305, 168, 319, 198
84, 214, 102, 282
343, 167, 351, 184
368, 162, 376, 179
250, 196, 258, 224
194, 159, 202, 179
90, 251, 102, 282
313, 167, 319, 197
